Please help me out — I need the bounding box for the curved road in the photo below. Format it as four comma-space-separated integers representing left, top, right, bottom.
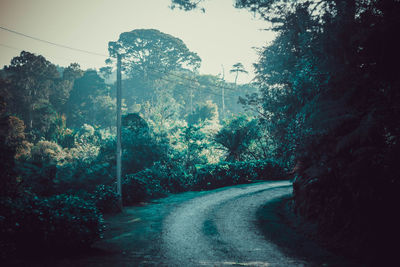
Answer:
28, 181, 353, 266
161, 181, 307, 266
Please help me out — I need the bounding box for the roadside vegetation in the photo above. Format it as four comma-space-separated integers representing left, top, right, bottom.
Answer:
175, 0, 400, 264
1, 0, 399, 264
0, 29, 285, 259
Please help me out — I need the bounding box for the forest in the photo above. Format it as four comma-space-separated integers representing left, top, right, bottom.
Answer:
1, 0, 400, 265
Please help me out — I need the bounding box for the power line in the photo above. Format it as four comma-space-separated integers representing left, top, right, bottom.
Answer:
135, 62, 240, 92
0, 25, 254, 93
0, 42, 105, 66
159, 72, 253, 100
0, 25, 108, 57
150, 73, 235, 100
159, 76, 239, 100
168, 72, 239, 92
0, 43, 20, 51
122, 62, 244, 93
0, 41, 239, 98
0, 43, 241, 109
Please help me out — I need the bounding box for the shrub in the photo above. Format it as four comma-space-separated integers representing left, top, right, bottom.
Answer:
0, 193, 104, 258
45, 194, 104, 248
122, 169, 166, 205
59, 128, 75, 148
30, 140, 65, 165
121, 160, 286, 204
151, 162, 193, 193
16, 161, 58, 196
122, 162, 194, 205
193, 160, 287, 190
55, 161, 114, 194
92, 184, 121, 214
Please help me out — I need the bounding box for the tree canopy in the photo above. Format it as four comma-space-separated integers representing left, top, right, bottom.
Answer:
3, 1, 399, 262
171, 0, 400, 262
108, 29, 201, 79
230, 62, 248, 84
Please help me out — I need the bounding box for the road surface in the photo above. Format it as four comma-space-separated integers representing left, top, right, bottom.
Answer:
161, 181, 307, 266
31, 181, 353, 266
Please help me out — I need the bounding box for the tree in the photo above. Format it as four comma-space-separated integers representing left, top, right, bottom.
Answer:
0, 112, 29, 196
230, 62, 248, 84
92, 95, 116, 130
170, 0, 205, 12
137, 90, 182, 135
66, 69, 110, 128
62, 63, 84, 82
108, 29, 201, 80
214, 115, 259, 161
49, 63, 84, 115
121, 113, 169, 175
234, 0, 400, 262
187, 100, 218, 125
4, 51, 60, 134
183, 124, 208, 170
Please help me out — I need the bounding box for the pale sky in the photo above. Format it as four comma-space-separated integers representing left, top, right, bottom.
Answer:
0, 0, 274, 83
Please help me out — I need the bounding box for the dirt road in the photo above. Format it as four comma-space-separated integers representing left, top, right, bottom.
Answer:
32, 181, 354, 266
161, 181, 306, 266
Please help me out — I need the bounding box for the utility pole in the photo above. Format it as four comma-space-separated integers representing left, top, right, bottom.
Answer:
190, 87, 193, 114
221, 64, 225, 120
116, 53, 122, 209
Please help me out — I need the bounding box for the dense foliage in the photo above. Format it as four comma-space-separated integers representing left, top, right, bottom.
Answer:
172, 0, 400, 263
6, 0, 398, 260
0, 28, 267, 259
237, 0, 400, 263
0, 192, 103, 258
193, 160, 286, 190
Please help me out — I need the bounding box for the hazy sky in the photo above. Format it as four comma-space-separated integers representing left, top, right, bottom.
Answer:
0, 0, 274, 83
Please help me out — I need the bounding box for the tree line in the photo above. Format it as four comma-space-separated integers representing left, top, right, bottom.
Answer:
0, 28, 284, 259
2, 0, 399, 263
173, 0, 400, 263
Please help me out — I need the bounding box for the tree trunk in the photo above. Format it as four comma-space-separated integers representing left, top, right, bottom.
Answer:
234, 71, 238, 85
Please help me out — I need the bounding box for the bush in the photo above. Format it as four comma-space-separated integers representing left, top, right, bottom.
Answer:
122, 162, 194, 205
151, 162, 194, 193
122, 169, 167, 205
121, 160, 286, 204
193, 160, 287, 190
0, 193, 104, 259
16, 161, 58, 196
45, 194, 104, 248
55, 161, 114, 194
92, 184, 121, 214
30, 140, 65, 165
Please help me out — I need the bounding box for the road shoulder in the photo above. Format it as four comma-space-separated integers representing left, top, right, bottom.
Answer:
256, 195, 359, 266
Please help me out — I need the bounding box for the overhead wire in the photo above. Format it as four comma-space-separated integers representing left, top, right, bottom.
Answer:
0, 42, 105, 66
0, 43, 20, 51
123, 67, 242, 99
0, 25, 108, 57
1, 25, 254, 97
158, 76, 239, 100
168, 71, 239, 92
120, 61, 254, 99
0, 43, 242, 99
120, 60, 242, 93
